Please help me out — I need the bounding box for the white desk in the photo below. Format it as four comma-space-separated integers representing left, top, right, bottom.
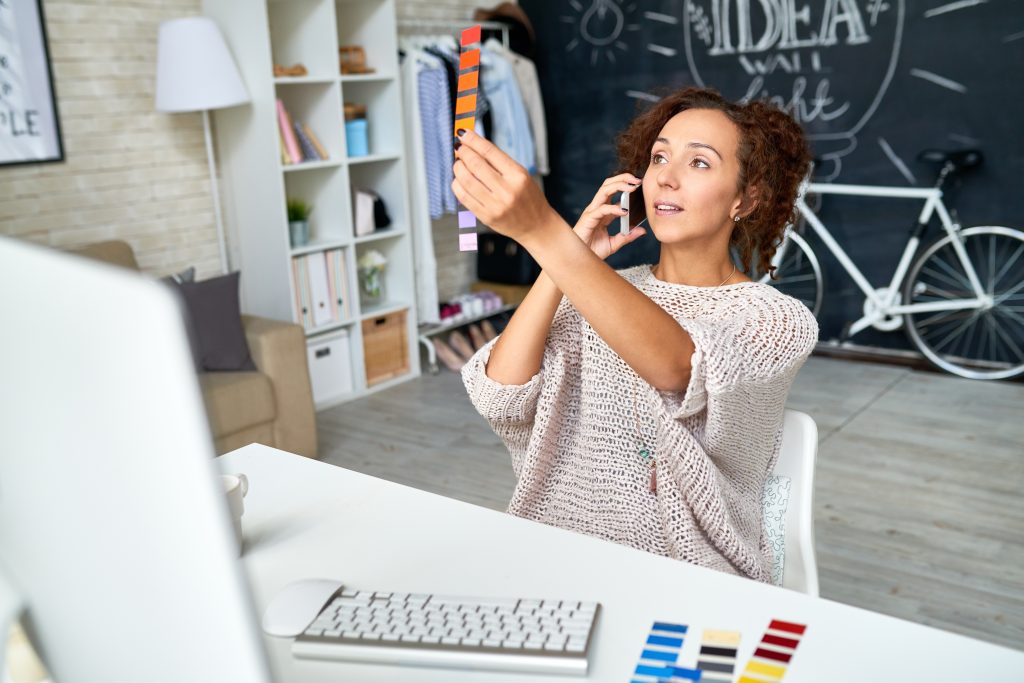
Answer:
221, 444, 1024, 682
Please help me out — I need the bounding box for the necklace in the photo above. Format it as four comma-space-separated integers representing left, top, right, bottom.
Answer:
631, 370, 658, 493
715, 265, 737, 288
632, 263, 737, 494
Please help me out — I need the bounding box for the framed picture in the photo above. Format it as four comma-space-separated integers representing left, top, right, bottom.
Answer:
0, 0, 64, 166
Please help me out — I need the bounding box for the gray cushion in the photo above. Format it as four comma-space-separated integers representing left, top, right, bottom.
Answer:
173, 272, 256, 372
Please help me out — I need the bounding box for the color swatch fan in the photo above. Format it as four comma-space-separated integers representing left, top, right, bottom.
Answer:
455, 25, 482, 252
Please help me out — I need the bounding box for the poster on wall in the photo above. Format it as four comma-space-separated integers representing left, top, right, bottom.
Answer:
0, 0, 64, 166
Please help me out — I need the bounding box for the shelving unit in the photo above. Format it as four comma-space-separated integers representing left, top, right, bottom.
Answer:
417, 304, 518, 375
204, 0, 419, 410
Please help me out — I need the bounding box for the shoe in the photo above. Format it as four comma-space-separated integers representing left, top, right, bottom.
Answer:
448, 330, 476, 361
432, 338, 466, 372
477, 290, 501, 312
468, 324, 487, 350
481, 319, 498, 341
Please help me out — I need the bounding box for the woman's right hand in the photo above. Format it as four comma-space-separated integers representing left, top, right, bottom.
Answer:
573, 173, 647, 261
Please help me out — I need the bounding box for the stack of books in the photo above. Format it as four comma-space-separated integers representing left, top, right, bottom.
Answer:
292, 248, 350, 331
277, 98, 329, 165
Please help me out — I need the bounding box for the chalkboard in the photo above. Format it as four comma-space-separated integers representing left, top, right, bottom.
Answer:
519, 0, 1024, 349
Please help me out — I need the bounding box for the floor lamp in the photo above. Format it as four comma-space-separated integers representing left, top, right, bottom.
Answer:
155, 17, 250, 274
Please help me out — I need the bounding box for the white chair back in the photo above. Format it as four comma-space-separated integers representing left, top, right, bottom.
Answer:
774, 409, 820, 596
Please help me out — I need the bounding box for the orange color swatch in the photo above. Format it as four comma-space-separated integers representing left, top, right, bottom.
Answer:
455, 94, 477, 115
457, 71, 479, 92
459, 50, 480, 70
461, 25, 481, 46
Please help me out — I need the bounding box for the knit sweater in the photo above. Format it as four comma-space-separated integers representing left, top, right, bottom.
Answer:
461, 264, 819, 582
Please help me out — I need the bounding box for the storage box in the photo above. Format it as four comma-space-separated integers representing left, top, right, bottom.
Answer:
307, 330, 353, 405
345, 118, 369, 157
362, 309, 409, 387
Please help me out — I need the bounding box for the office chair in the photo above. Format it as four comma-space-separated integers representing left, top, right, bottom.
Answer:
772, 409, 820, 596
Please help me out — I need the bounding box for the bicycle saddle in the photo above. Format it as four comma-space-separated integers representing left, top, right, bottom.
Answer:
917, 148, 983, 171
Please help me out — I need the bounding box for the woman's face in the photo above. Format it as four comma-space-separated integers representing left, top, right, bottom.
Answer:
640, 108, 746, 245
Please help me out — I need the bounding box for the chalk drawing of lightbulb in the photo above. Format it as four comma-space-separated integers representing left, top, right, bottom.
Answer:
563, 0, 639, 66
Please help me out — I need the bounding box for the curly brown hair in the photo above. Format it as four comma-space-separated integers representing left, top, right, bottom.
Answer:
615, 87, 811, 279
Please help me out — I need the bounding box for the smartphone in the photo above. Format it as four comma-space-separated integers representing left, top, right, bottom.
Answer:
619, 190, 630, 236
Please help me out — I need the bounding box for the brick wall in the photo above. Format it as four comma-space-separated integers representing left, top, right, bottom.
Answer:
0, 0, 223, 277
0, 0, 511, 295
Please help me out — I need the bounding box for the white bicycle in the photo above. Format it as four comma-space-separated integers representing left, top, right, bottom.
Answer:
753, 149, 1024, 381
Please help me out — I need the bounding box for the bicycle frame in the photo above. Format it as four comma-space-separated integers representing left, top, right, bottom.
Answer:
794, 183, 991, 337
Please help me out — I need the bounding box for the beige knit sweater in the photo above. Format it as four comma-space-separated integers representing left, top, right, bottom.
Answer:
461, 264, 819, 582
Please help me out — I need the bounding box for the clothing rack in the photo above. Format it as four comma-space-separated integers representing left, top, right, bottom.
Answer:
396, 18, 510, 49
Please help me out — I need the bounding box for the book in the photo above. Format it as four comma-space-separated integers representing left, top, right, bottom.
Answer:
325, 249, 340, 322
290, 257, 305, 327
276, 99, 303, 164
279, 129, 291, 165
331, 248, 349, 320
303, 123, 329, 161
293, 119, 322, 161
307, 251, 334, 328
291, 256, 312, 329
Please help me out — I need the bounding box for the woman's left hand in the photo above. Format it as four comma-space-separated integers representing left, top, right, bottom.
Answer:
451, 129, 560, 243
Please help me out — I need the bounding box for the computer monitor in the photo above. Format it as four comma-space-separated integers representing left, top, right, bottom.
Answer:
0, 237, 273, 683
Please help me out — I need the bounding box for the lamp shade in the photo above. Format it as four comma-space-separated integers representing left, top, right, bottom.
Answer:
155, 17, 250, 113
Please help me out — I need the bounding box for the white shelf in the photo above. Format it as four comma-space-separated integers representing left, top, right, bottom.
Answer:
360, 301, 411, 321
354, 227, 405, 244
274, 75, 336, 85
340, 73, 394, 83
305, 318, 356, 338
290, 238, 349, 257
347, 153, 399, 165
205, 0, 420, 404
282, 159, 343, 172
418, 304, 517, 338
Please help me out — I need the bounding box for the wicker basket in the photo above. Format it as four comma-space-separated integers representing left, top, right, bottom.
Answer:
362, 309, 409, 386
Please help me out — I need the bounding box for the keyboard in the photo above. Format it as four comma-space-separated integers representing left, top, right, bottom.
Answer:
293, 588, 601, 675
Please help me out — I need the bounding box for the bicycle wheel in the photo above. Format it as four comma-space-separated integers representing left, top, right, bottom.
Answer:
750, 231, 824, 317
903, 226, 1024, 380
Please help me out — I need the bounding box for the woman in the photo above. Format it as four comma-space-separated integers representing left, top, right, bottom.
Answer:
454, 87, 818, 583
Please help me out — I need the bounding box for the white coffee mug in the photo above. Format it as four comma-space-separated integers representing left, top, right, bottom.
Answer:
222, 473, 249, 553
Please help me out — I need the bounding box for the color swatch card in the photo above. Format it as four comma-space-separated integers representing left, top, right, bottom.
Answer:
630, 622, 701, 683
454, 25, 481, 252
736, 619, 806, 683
696, 629, 740, 682
631, 619, 807, 683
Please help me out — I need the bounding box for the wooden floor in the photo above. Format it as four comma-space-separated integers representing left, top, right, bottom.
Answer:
316, 355, 1024, 652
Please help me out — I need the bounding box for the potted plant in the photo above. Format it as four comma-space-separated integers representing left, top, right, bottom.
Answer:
287, 198, 313, 247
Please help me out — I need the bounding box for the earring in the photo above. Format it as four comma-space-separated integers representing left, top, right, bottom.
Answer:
733, 216, 741, 223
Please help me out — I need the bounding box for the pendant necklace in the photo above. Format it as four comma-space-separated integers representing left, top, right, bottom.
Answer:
631, 370, 658, 493
633, 263, 737, 494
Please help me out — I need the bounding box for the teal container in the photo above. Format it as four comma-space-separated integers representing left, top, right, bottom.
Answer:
345, 119, 369, 157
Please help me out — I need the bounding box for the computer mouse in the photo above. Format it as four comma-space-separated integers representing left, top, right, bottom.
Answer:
262, 578, 344, 637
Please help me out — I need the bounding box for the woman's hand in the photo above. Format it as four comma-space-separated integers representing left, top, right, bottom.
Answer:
451, 131, 646, 260
451, 129, 560, 242
573, 173, 647, 261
